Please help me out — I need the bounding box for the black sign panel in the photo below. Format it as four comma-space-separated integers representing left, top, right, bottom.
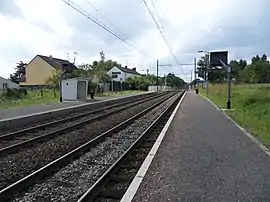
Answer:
210, 51, 228, 67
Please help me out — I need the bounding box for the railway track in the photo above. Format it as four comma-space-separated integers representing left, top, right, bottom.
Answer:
0, 91, 175, 192
0, 93, 156, 135
0, 92, 166, 156
89, 91, 185, 202
0, 91, 185, 202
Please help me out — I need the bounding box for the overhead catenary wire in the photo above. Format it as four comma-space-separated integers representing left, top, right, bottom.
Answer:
61, 0, 150, 58
84, 0, 129, 40
142, 0, 186, 77
150, 0, 164, 31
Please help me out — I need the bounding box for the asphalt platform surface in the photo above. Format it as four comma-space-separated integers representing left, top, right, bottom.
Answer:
132, 91, 270, 202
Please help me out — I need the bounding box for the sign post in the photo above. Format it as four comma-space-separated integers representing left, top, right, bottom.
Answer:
210, 51, 231, 109
120, 77, 123, 92
219, 59, 231, 109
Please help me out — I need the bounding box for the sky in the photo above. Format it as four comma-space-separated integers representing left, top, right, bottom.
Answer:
0, 0, 270, 82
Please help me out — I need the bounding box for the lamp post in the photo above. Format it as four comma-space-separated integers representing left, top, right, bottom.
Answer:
198, 50, 210, 96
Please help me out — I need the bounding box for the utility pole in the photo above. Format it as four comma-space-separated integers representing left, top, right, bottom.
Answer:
190, 70, 193, 90
156, 59, 159, 92
194, 58, 197, 89
146, 69, 149, 75
164, 74, 167, 90
206, 53, 209, 96
156, 59, 172, 92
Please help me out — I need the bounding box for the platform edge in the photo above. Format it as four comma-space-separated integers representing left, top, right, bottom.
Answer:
120, 91, 187, 202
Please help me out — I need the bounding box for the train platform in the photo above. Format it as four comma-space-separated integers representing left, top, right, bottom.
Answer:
0, 92, 150, 121
122, 91, 270, 202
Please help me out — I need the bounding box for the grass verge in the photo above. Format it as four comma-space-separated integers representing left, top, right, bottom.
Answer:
199, 83, 270, 147
0, 90, 145, 110
0, 89, 59, 110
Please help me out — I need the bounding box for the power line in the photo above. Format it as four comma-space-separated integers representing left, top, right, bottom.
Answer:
84, 0, 129, 40
61, 0, 150, 58
142, 0, 185, 77
150, 0, 164, 31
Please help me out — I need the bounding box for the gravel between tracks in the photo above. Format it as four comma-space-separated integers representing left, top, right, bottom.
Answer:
0, 93, 155, 135
0, 94, 161, 149
11, 93, 181, 202
0, 93, 174, 191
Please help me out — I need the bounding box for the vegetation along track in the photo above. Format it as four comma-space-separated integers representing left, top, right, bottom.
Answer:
0, 91, 176, 193
0, 92, 165, 155
0, 90, 184, 202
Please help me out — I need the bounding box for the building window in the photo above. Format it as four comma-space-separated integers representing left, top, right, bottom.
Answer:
2, 83, 8, 89
112, 75, 118, 78
112, 72, 121, 75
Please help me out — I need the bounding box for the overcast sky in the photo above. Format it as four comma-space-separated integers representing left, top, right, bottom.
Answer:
0, 0, 269, 81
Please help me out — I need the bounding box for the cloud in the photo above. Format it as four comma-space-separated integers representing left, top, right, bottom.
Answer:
0, 0, 24, 18
0, 0, 269, 82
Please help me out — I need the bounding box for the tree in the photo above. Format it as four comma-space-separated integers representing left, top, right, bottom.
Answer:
196, 55, 208, 79
229, 59, 247, 83
9, 61, 27, 83
125, 74, 184, 91
90, 59, 122, 83
45, 69, 61, 88
165, 73, 185, 88
197, 55, 226, 83
242, 54, 270, 83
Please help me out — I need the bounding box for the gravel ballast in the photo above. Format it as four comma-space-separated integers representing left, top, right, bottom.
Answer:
0, 93, 174, 190
11, 93, 181, 202
0, 94, 162, 149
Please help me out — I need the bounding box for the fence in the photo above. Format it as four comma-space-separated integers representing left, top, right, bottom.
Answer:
148, 85, 172, 92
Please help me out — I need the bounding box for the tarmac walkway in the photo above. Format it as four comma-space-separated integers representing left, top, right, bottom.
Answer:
124, 91, 270, 202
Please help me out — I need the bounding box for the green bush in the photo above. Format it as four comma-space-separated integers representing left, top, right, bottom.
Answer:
2, 88, 28, 99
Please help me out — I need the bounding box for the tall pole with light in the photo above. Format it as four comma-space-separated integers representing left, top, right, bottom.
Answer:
198, 50, 210, 96
209, 51, 230, 109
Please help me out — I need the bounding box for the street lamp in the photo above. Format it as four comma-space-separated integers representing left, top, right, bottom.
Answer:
198, 50, 210, 96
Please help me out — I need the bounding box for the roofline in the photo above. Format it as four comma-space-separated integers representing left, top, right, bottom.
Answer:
62, 77, 90, 81
26, 55, 39, 68
111, 66, 141, 75
0, 76, 20, 85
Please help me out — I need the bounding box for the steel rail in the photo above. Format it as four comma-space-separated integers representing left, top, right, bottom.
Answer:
0, 92, 169, 156
0, 91, 177, 202
0, 92, 159, 141
77, 91, 185, 202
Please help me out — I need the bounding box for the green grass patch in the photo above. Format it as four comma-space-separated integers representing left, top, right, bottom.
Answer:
0, 89, 59, 110
199, 83, 270, 147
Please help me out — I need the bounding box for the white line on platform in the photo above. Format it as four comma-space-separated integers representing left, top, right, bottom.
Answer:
202, 94, 270, 157
120, 91, 187, 202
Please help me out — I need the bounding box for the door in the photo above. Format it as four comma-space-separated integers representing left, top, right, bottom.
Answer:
77, 81, 86, 100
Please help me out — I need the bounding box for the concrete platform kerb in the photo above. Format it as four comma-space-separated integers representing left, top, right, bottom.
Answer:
120, 91, 187, 202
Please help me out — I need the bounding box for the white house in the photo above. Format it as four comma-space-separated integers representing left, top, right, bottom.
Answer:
0, 76, 20, 90
107, 66, 141, 82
